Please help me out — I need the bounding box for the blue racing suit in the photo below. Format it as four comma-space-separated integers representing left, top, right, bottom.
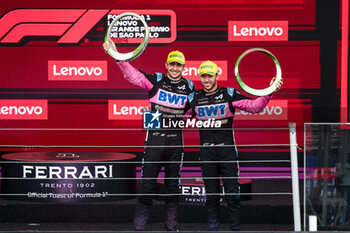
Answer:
116, 61, 194, 231
188, 86, 271, 231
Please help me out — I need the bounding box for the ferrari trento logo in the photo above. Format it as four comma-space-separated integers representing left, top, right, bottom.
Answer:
0, 9, 109, 44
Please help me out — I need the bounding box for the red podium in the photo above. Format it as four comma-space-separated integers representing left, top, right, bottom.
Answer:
0, 151, 136, 202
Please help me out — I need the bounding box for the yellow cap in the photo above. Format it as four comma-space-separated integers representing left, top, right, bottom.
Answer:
167, 50, 185, 65
199, 61, 218, 76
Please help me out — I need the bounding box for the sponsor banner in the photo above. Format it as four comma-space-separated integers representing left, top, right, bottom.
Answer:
182, 61, 228, 81
107, 10, 176, 44
1, 151, 136, 202
235, 100, 288, 120
0, 99, 48, 120
228, 21, 288, 41
108, 99, 287, 121
179, 185, 220, 203
0, 9, 176, 45
48, 61, 107, 81
108, 99, 149, 120
156, 177, 251, 202
0, 9, 109, 44
142, 110, 221, 129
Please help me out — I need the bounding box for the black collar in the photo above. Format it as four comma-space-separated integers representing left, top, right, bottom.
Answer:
204, 86, 220, 96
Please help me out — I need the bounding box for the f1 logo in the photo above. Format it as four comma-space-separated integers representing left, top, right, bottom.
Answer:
0, 9, 177, 45
143, 111, 162, 129
0, 9, 109, 44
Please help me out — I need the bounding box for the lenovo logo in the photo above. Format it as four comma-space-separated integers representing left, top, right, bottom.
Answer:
183, 61, 227, 81
228, 21, 288, 41
0, 100, 48, 120
108, 100, 149, 120
48, 61, 107, 81
235, 100, 288, 120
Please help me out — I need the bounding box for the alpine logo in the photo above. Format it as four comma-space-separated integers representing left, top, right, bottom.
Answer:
48, 61, 107, 81
215, 94, 223, 100
178, 85, 186, 90
228, 21, 288, 41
